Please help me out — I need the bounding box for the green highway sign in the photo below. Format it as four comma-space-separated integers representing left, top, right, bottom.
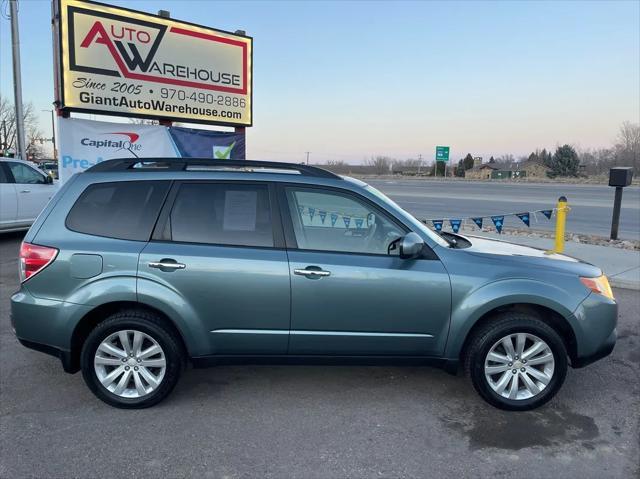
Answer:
436, 146, 450, 162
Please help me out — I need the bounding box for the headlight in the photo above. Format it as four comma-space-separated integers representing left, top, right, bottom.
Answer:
580, 275, 614, 300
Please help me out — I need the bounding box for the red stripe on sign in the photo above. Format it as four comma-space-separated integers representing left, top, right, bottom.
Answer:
169, 27, 249, 95
91, 22, 249, 95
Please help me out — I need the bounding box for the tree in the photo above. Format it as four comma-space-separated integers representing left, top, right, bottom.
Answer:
463, 153, 475, 171
548, 144, 580, 178
367, 156, 392, 175
535, 148, 553, 167
488, 156, 496, 163
614, 121, 639, 170
0, 95, 46, 158
497, 154, 515, 164
325, 159, 347, 167
455, 159, 465, 177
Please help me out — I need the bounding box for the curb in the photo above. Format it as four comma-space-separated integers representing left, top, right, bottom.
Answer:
609, 277, 640, 291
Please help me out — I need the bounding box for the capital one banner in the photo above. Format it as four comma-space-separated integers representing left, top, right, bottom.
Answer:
58, 117, 245, 182
55, 0, 253, 126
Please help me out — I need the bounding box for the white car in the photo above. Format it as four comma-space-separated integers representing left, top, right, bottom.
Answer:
0, 159, 59, 233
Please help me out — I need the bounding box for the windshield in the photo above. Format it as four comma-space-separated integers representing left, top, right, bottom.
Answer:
363, 184, 450, 248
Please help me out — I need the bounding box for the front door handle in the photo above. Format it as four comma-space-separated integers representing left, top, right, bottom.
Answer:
294, 268, 331, 278
148, 260, 186, 271
19, 189, 30, 193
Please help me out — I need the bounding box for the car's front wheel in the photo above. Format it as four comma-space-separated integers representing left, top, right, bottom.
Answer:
81, 310, 184, 408
465, 312, 568, 411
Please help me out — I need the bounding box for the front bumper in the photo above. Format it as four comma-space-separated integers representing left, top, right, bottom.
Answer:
571, 292, 618, 368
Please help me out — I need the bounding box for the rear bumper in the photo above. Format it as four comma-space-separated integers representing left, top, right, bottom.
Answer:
11, 287, 89, 373
16, 338, 78, 373
571, 292, 618, 368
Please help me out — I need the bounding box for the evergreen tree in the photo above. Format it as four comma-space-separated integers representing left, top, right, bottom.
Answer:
463, 153, 475, 170
548, 145, 580, 177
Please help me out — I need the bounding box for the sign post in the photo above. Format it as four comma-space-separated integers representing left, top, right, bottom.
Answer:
435, 146, 449, 177
608, 167, 634, 240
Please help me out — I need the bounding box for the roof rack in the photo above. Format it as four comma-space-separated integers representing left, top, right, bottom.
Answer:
86, 158, 341, 179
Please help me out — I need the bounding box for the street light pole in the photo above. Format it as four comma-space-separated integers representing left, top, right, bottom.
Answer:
42, 109, 57, 158
10, 0, 27, 161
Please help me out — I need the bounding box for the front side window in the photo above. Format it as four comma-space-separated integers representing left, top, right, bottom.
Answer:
66, 181, 170, 240
285, 187, 404, 255
8, 162, 47, 184
169, 183, 274, 247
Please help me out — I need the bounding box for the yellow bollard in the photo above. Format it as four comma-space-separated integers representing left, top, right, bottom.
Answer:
554, 196, 568, 253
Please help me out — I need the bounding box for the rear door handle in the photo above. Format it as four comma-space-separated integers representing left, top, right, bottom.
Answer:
294, 268, 331, 278
20, 189, 30, 193
148, 260, 186, 271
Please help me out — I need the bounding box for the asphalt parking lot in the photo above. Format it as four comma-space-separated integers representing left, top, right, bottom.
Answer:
1, 232, 638, 478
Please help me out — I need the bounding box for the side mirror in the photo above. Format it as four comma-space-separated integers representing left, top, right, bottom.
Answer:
399, 232, 424, 259
45, 175, 53, 184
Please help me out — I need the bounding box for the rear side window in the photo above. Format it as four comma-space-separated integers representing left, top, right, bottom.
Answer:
7, 162, 47, 184
66, 181, 170, 241
168, 183, 274, 247
0, 164, 8, 183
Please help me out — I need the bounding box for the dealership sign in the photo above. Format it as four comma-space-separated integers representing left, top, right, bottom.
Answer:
55, 0, 253, 126
57, 117, 246, 182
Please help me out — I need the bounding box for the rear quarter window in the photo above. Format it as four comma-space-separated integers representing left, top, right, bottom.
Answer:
66, 181, 170, 241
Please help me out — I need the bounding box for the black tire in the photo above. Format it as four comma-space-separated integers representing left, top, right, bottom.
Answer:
464, 312, 568, 411
81, 309, 184, 409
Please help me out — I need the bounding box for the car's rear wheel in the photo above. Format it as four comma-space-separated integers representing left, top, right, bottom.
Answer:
465, 312, 568, 411
81, 310, 184, 408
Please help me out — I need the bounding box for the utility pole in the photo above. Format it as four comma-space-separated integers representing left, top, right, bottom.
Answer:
42, 109, 57, 158
10, 0, 27, 161
417, 153, 423, 175
305, 151, 311, 165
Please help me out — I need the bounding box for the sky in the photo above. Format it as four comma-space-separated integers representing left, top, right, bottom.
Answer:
1, 0, 639, 164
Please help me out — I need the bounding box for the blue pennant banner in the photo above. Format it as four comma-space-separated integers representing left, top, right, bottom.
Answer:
471, 217, 483, 229
432, 220, 443, 232
330, 213, 338, 227
491, 215, 505, 233
343, 216, 351, 228
319, 210, 327, 224
541, 210, 553, 220
516, 212, 530, 227
449, 219, 462, 233
355, 218, 364, 229
308, 207, 315, 221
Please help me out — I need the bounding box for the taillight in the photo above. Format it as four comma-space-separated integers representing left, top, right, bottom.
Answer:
19, 242, 58, 282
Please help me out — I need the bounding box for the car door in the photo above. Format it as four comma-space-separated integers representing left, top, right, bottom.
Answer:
0, 163, 18, 229
281, 185, 451, 356
6, 161, 55, 222
138, 181, 291, 356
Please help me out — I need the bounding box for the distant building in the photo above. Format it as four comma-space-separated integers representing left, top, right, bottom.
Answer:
465, 163, 498, 179
513, 160, 550, 179
473, 157, 483, 168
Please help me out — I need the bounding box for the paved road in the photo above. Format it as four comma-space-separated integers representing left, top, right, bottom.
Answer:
1, 234, 638, 478
368, 179, 640, 240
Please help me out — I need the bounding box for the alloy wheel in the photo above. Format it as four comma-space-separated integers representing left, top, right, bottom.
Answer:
94, 329, 167, 398
484, 333, 555, 400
